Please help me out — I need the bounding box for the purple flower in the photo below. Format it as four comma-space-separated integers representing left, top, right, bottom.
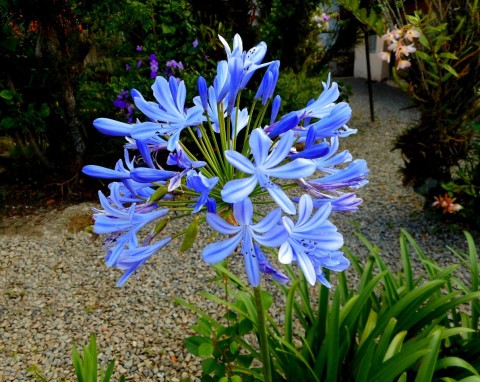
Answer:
137, 60, 142, 68
321, 13, 330, 22
170, 60, 183, 70
192, 39, 198, 48
126, 64, 131, 71
136, 45, 142, 52
150, 53, 159, 78
203, 198, 288, 286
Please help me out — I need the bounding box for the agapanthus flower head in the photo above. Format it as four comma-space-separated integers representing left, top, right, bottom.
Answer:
82, 34, 368, 288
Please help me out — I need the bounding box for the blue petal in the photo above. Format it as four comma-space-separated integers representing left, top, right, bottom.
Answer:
253, 225, 288, 247
93, 118, 132, 137
246, 41, 267, 64
130, 122, 172, 140
227, 57, 243, 114
202, 233, 242, 264
266, 158, 316, 179
252, 208, 282, 233
301, 202, 332, 230
266, 187, 296, 215
151, 76, 184, 119
249, 128, 272, 165
311, 159, 369, 187
296, 250, 316, 285
263, 130, 295, 168
296, 194, 313, 227
225, 151, 255, 174
270, 95, 281, 124
130, 167, 176, 182
132, 92, 172, 122
82, 165, 130, 180
268, 112, 299, 138
279, 242, 294, 264
197, 76, 209, 110
242, 230, 260, 286
206, 213, 241, 235
233, 197, 253, 226
221, 175, 257, 203
290, 141, 330, 160
136, 139, 155, 168
116, 266, 138, 287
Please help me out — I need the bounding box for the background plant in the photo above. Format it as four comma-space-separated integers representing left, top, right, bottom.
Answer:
181, 230, 480, 380
338, 0, 480, 226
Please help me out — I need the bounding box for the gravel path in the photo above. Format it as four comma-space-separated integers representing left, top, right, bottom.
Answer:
1, 78, 478, 381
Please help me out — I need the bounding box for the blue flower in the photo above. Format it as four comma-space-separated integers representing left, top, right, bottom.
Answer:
203, 198, 288, 286
130, 76, 204, 151
186, 170, 219, 213
254, 244, 290, 285
311, 193, 363, 212
115, 237, 172, 286
166, 144, 207, 191
309, 159, 369, 190
278, 195, 345, 285
255, 61, 280, 105
93, 191, 169, 267
82, 149, 152, 197
221, 128, 316, 214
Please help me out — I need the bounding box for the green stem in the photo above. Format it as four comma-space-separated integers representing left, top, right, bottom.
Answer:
253, 286, 272, 382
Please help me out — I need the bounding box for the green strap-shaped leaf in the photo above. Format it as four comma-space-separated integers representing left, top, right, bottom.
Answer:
415, 326, 444, 382
435, 357, 480, 377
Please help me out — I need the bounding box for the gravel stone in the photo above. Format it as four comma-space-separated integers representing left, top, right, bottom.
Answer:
0, 78, 478, 381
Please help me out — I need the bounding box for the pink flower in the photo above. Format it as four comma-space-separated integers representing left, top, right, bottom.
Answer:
392, 26, 403, 39
321, 13, 330, 22
382, 27, 401, 44
397, 43, 416, 57
397, 59, 412, 70
405, 27, 421, 42
387, 39, 398, 52
377, 51, 391, 63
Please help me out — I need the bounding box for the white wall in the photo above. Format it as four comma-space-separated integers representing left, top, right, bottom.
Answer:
354, 35, 389, 81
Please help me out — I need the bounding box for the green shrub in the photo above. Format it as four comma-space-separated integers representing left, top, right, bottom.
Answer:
180, 230, 480, 381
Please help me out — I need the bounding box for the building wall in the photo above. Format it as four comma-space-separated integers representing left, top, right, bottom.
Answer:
354, 35, 389, 81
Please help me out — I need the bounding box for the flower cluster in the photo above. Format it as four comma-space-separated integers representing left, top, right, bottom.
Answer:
432, 193, 463, 214
113, 89, 135, 124
378, 25, 420, 69
83, 34, 369, 288
149, 53, 159, 78
164, 59, 184, 77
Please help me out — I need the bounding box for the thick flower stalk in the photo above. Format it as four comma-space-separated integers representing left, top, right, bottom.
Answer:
82, 34, 369, 288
